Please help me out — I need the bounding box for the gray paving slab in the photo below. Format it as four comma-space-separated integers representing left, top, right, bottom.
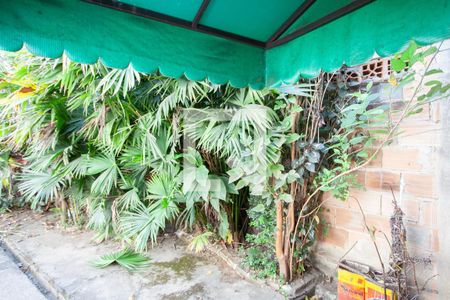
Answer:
0, 247, 47, 300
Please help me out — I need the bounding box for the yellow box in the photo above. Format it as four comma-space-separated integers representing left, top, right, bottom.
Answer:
365, 280, 397, 300
338, 268, 365, 300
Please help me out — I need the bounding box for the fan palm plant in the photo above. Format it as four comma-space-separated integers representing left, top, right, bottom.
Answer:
120, 171, 180, 251
0, 49, 285, 251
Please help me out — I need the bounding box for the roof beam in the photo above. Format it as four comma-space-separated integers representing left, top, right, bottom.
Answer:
84, 0, 375, 50
267, 0, 316, 44
267, 0, 376, 49
192, 0, 211, 28
84, 0, 265, 48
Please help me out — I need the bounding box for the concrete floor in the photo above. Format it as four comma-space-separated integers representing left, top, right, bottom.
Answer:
0, 247, 47, 300
0, 211, 283, 300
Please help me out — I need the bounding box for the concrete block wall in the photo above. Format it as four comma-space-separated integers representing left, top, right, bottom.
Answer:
313, 40, 450, 299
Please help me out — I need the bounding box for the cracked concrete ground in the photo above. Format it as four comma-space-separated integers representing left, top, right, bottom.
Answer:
0, 211, 283, 300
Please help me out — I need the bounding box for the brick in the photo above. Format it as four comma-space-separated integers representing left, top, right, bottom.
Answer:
410, 249, 437, 268
319, 206, 336, 226
348, 189, 382, 215
323, 192, 348, 208
381, 193, 396, 217
355, 171, 366, 186
335, 208, 364, 232
370, 134, 387, 147
365, 171, 381, 189
381, 171, 401, 191
364, 171, 402, 192
367, 149, 382, 168
408, 257, 439, 292
417, 148, 437, 173
420, 201, 438, 228
389, 104, 429, 125
365, 215, 391, 237
345, 231, 391, 267
318, 227, 349, 248
335, 207, 389, 235
381, 193, 422, 224
403, 173, 436, 198
399, 101, 432, 122
382, 147, 422, 171
402, 85, 416, 101
401, 199, 420, 223
398, 121, 439, 146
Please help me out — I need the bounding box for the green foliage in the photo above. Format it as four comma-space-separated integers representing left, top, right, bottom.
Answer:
188, 231, 213, 253
0, 51, 269, 250
0, 151, 23, 211
243, 42, 449, 280
242, 196, 277, 279
120, 172, 180, 251
91, 248, 151, 272
0, 43, 447, 281
86, 197, 113, 242
180, 147, 235, 240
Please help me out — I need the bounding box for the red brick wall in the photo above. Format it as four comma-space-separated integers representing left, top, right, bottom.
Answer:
312, 48, 447, 299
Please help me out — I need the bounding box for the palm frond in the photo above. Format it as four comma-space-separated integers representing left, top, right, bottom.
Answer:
228, 104, 276, 133
18, 170, 66, 209
146, 172, 180, 200
188, 231, 213, 253
91, 248, 151, 272
84, 154, 121, 195
120, 172, 180, 251
117, 188, 141, 211
86, 197, 113, 242
96, 65, 141, 98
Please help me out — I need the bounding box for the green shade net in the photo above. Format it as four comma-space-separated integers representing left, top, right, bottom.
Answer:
119, 0, 203, 21
199, 0, 301, 41
266, 0, 450, 86
0, 0, 449, 89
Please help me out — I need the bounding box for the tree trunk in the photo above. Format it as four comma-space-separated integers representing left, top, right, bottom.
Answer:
59, 194, 68, 224
282, 96, 300, 281
275, 200, 289, 281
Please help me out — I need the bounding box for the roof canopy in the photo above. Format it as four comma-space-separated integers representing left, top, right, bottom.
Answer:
1, 0, 449, 89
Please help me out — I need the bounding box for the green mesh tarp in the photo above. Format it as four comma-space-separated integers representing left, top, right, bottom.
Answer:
0, 0, 449, 89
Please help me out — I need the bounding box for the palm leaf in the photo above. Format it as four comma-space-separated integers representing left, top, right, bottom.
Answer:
96, 65, 141, 98
18, 170, 66, 209
91, 248, 150, 272
120, 199, 179, 251
84, 155, 121, 195
117, 188, 141, 210
86, 197, 113, 242
188, 231, 213, 253
120, 172, 180, 251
